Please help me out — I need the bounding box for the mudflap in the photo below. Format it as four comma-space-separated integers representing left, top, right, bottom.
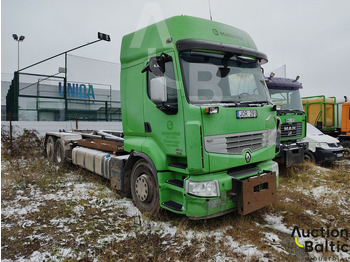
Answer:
233, 172, 277, 215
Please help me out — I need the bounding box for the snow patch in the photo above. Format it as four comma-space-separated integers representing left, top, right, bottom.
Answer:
263, 214, 291, 234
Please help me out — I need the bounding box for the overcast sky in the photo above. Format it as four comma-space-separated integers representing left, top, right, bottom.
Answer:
2, 0, 350, 101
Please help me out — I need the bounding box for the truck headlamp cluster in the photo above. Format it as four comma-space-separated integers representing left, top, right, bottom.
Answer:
263, 128, 277, 147
185, 180, 220, 197
275, 119, 281, 153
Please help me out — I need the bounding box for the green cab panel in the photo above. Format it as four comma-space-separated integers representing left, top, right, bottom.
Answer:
279, 113, 306, 142
201, 105, 278, 172
120, 15, 259, 68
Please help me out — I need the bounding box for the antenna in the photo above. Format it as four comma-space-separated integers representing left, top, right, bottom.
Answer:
208, 0, 213, 20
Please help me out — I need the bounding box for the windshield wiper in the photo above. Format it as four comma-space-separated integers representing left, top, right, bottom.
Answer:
278, 109, 305, 115
220, 101, 239, 107
236, 101, 270, 107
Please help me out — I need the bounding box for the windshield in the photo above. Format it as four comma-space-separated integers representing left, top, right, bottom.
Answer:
179, 51, 271, 105
269, 88, 303, 111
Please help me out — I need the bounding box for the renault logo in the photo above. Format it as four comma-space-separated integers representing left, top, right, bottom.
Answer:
245, 152, 251, 163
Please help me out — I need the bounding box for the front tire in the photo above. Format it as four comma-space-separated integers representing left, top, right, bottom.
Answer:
304, 150, 316, 164
130, 159, 160, 215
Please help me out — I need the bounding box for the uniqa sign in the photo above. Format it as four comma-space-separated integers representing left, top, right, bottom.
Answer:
58, 82, 95, 99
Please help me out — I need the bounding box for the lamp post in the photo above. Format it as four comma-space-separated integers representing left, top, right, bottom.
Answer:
12, 34, 25, 72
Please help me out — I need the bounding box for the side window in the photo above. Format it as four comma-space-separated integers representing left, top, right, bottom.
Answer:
148, 61, 177, 104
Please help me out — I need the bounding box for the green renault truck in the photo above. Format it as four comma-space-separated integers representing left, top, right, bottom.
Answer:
45, 16, 280, 219
265, 75, 308, 166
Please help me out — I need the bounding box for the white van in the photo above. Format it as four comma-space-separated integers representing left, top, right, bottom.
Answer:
301, 123, 344, 163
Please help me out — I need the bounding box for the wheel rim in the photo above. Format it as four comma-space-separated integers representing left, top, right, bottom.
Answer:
135, 174, 152, 202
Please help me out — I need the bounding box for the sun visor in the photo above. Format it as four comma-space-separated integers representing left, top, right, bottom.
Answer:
176, 39, 268, 64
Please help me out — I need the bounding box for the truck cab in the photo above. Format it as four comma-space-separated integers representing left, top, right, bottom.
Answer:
265, 75, 308, 166
120, 16, 280, 218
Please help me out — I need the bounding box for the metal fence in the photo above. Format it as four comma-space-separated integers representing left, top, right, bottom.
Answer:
5, 42, 121, 122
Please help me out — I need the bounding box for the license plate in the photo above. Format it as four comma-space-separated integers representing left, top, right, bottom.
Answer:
285, 118, 295, 123
236, 110, 257, 119
337, 153, 343, 158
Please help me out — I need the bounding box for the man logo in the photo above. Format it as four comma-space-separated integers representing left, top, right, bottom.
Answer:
245, 152, 251, 163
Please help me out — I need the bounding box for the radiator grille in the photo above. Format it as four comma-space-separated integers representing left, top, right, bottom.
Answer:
205, 130, 268, 155
281, 122, 302, 139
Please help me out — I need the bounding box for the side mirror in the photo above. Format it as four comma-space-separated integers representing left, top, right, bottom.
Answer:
150, 77, 167, 103
141, 53, 172, 75
149, 57, 165, 77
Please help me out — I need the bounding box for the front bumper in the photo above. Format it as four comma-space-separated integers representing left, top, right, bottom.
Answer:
232, 171, 277, 215
314, 148, 344, 163
177, 161, 278, 219
275, 141, 308, 166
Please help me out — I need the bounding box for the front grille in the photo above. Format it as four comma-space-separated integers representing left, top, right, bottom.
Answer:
205, 130, 267, 155
281, 122, 302, 139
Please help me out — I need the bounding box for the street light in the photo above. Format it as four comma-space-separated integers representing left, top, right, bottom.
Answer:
12, 34, 25, 71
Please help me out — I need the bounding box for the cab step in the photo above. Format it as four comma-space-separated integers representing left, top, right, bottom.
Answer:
168, 163, 189, 174
162, 200, 183, 212
166, 179, 184, 188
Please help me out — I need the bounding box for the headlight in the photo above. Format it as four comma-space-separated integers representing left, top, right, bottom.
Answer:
275, 119, 281, 153
316, 142, 328, 148
265, 128, 277, 147
185, 180, 220, 197
263, 126, 280, 152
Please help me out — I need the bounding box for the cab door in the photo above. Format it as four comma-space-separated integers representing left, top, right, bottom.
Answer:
142, 52, 186, 166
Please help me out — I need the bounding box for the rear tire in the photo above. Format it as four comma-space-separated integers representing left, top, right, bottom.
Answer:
46, 136, 55, 162
54, 138, 66, 165
304, 150, 316, 164
130, 159, 160, 215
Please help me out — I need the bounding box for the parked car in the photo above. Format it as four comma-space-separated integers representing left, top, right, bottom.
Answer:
301, 123, 344, 164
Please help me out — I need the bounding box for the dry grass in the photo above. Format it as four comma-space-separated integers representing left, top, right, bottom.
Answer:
1, 129, 350, 261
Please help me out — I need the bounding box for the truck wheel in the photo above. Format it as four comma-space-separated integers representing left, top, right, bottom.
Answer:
304, 150, 316, 164
54, 138, 65, 165
130, 159, 160, 215
46, 136, 55, 162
